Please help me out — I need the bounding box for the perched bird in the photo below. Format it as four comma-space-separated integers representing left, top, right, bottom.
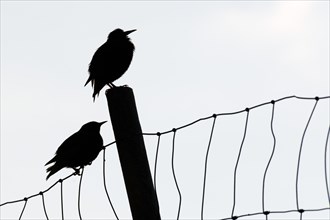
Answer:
45, 121, 106, 180
85, 28, 136, 101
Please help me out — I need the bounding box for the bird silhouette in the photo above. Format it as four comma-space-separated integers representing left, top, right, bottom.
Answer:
45, 121, 106, 180
85, 28, 136, 101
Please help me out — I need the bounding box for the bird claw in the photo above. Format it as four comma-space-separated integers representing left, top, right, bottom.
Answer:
73, 168, 81, 176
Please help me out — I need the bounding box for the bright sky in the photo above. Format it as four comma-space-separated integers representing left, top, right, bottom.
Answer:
1, 1, 329, 220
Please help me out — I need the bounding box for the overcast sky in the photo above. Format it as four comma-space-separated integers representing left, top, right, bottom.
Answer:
1, 1, 329, 220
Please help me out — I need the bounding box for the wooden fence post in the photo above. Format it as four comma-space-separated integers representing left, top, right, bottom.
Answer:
106, 86, 161, 220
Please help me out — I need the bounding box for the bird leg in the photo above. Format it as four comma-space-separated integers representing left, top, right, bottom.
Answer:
73, 168, 81, 176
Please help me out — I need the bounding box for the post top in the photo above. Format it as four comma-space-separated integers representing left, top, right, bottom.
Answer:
105, 86, 133, 97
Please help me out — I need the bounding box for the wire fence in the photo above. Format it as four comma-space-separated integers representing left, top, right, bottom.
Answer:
1, 95, 329, 220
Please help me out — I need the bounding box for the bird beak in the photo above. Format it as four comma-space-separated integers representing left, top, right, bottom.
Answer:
125, 29, 136, 35
99, 121, 107, 126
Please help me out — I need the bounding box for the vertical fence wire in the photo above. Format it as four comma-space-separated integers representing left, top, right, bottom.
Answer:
295, 98, 319, 211
299, 210, 303, 220
201, 114, 217, 220
102, 148, 119, 220
40, 192, 49, 220
171, 128, 182, 220
324, 126, 330, 203
78, 167, 84, 220
60, 179, 64, 220
154, 133, 161, 192
231, 108, 250, 218
261, 101, 276, 220
18, 198, 27, 220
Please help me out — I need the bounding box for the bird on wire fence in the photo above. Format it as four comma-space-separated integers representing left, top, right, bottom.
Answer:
85, 28, 136, 101
45, 121, 106, 180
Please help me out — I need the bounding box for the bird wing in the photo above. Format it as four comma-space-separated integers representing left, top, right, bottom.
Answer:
54, 132, 84, 159
88, 43, 109, 77
85, 43, 110, 98
88, 41, 134, 78
45, 132, 84, 167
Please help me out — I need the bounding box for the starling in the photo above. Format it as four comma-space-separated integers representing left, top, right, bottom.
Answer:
85, 28, 136, 101
45, 121, 106, 180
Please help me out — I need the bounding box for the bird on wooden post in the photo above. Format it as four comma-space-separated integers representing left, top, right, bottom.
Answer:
45, 121, 106, 180
85, 28, 136, 101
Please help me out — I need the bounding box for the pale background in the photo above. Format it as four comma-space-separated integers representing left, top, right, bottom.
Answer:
1, 1, 329, 219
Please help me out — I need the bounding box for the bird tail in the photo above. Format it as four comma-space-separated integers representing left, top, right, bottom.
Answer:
91, 81, 106, 102
92, 91, 99, 102
46, 162, 62, 180
84, 77, 98, 102
84, 76, 91, 87
45, 156, 56, 166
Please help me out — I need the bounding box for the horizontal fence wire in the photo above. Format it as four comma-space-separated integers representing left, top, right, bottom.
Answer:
143, 95, 329, 136
1, 95, 329, 220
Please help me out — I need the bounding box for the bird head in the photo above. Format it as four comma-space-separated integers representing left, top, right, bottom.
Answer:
108, 28, 136, 40
81, 121, 107, 132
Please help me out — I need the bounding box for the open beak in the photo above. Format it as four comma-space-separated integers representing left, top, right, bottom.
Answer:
99, 121, 107, 126
125, 29, 136, 35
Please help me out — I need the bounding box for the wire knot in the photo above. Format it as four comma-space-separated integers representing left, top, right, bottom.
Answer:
298, 209, 305, 213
